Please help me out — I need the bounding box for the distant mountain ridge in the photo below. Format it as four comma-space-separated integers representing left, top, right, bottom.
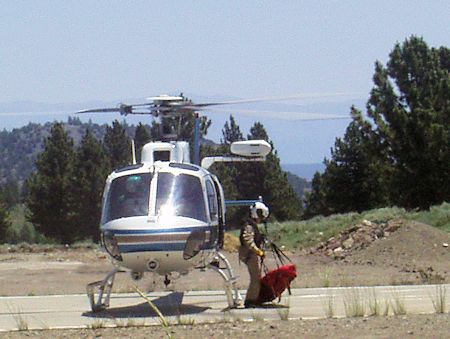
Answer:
282, 163, 325, 181
0, 119, 108, 184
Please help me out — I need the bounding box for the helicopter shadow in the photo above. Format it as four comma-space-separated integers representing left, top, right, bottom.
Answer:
83, 292, 210, 319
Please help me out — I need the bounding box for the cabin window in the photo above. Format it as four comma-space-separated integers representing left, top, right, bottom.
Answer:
154, 150, 171, 162
156, 172, 207, 222
103, 173, 152, 223
205, 180, 218, 222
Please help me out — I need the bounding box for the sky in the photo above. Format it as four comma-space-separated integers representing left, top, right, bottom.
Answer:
1, 1, 449, 163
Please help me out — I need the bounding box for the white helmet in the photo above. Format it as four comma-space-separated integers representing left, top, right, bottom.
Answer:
250, 202, 269, 220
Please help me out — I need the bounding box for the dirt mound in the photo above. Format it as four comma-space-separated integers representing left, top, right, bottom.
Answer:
311, 219, 404, 259
348, 221, 450, 274
311, 219, 450, 279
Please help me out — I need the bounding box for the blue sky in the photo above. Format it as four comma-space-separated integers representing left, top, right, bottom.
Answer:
1, 1, 449, 163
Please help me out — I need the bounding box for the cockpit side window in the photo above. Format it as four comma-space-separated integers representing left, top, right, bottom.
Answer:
156, 172, 207, 222
102, 173, 152, 223
205, 179, 218, 222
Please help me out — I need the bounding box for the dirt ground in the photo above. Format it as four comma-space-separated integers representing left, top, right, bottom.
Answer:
2, 314, 450, 339
1, 220, 450, 337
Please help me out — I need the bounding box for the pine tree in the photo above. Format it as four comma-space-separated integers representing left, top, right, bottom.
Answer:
71, 129, 110, 242
104, 120, 132, 170
242, 122, 301, 220
178, 114, 211, 144
26, 122, 77, 244
0, 180, 20, 209
306, 113, 389, 216
303, 172, 328, 218
305, 36, 450, 216
134, 123, 151, 163
365, 36, 450, 209
206, 114, 244, 199
221, 115, 244, 144
0, 199, 11, 243
208, 118, 301, 223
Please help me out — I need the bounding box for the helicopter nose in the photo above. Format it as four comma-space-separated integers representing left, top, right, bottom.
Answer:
102, 231, 123, 261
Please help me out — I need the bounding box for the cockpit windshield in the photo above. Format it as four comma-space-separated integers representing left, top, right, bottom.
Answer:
156, 172, 207, 222
102, 173, 152, 223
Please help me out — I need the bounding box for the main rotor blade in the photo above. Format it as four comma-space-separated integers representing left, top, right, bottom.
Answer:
129, 103, 155, 107
76, 107, 123, 114
203, 108, 351, 121
184, 92, 363, 108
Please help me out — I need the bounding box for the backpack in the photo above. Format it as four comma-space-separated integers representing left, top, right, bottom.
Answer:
257, 264, 297, 303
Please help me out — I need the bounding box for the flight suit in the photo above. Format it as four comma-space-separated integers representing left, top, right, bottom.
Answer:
239, 218, 265, 306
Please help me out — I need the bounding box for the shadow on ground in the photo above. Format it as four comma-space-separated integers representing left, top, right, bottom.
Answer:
82, 292, 210, 318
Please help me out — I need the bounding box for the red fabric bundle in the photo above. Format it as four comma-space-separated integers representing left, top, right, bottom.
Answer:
257, 264, 297, 303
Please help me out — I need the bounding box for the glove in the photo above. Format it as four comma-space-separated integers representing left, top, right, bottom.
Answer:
256, 249, 265, 257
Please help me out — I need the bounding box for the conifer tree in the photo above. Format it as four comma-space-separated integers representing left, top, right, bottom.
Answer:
208, 118, 301, 223
0, 199, 11, 243
0, 180, 20, 209
26, 122, 77, 244
104, 120, 131, 170
303, 172, 328, 218
305, 114, 389, 216
365, 36, 450, 208
134, 123, 151, 162
71, 129, 110, 242
221, 115, 244, 144
178, 114, 211, 143
305, 36, 449, 217
240, 122, 302, 220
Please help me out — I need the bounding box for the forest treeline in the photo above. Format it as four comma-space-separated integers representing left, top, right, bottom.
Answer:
0, 36, 448, 244
0, 115, 302, 244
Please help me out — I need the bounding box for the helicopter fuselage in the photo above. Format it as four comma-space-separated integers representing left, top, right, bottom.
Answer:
100, 157, 224, 277
78, 94, 278, 311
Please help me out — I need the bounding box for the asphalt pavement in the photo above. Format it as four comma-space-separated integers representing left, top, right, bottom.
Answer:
1, 284, 449, 331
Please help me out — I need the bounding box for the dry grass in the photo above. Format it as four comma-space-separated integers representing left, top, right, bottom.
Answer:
322, 292, 335, 318
343, 288, 365, 317
390, 290, 407, 315
367, 289, 382, 316
430, 284, 447, 314
223, 233, 240, 252
7, 304, 29, 331
135, 287, 174, 339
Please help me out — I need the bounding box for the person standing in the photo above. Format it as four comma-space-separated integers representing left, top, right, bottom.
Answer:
239, 202, 269, 308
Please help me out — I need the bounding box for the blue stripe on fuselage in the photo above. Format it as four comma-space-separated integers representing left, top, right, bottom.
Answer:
119, 242, 187, 253
119, 242, 216, 253
112, 226, 214, 235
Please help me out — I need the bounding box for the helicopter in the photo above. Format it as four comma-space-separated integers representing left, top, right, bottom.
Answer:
78, 93, 350, 312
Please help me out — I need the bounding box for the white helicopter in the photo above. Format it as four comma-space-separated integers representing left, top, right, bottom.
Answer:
78, 94, 350, 312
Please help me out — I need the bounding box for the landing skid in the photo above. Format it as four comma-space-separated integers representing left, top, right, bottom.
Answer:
86, 267, 119, 312
207, 252, 243, 308
86, 252, 243, 312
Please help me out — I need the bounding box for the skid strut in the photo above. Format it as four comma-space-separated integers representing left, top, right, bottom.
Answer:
207, 252, 243, 308
86, 267, 119, 312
